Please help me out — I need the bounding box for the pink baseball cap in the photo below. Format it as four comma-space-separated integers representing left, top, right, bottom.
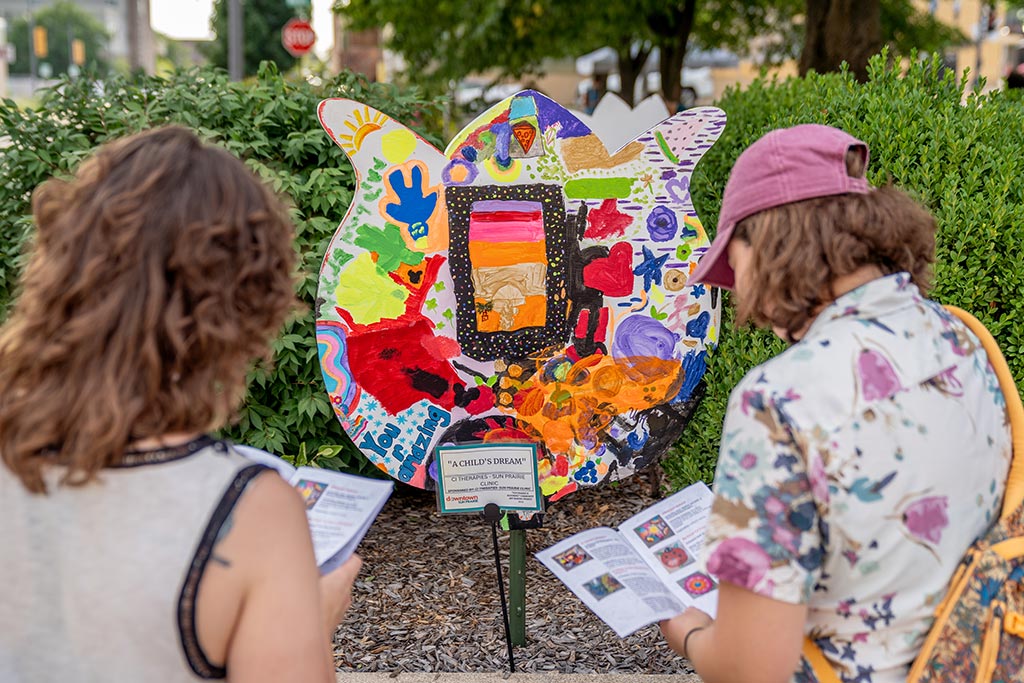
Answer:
688, 124, 871, 290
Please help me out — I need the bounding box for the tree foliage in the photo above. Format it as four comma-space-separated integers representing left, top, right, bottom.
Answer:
203, 0, 300, 77
582, 0, 803, 105
7, 0, 110, 76
337, 0, 967, 103
335, 0, 588, 91
335, 0, 800, 103
0, 64, 443, 473
880, 0, 968, 56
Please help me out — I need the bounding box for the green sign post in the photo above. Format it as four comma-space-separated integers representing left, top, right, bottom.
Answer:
509, 528, 526, 645
435, 443, 543, 666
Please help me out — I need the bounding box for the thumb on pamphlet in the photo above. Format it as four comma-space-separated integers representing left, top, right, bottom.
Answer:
321, 553, 362, 635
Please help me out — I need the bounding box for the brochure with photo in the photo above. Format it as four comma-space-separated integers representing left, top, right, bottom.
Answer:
536, 482, 716, 637
233, 444, 393, 574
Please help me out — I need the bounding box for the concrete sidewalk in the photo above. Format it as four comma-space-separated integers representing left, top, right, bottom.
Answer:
337, 674, 701, 682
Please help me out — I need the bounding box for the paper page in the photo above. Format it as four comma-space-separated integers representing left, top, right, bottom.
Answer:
536, 527, 685, 638
231, 444, 297, 479
618, 481, 718, 617
291, 467, 393, 573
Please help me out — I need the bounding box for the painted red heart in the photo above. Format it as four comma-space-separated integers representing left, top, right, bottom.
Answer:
583, 242, 633, 297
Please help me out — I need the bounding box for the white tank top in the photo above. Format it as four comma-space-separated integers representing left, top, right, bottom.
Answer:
0, 436, 264, 682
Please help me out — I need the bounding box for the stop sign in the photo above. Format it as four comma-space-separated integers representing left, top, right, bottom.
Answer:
282, 18, 316, 57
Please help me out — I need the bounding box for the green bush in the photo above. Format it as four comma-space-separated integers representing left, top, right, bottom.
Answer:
0, 63, 442, 473
3, 56, 1021, 484
662, 53, 1024, 489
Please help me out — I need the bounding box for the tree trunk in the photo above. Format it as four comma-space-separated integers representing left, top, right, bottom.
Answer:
653, 0, 697, 110
614, 41, 651, 107
800, 0, 882, 82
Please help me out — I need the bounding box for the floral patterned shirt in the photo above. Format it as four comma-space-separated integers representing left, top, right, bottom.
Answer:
701, 273, 1011, 683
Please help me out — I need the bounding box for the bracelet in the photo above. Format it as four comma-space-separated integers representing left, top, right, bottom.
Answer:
682, 625, 707, 660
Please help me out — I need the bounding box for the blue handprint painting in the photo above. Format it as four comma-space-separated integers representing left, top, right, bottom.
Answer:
317, 93, 725, 501
382, 162, 445, 248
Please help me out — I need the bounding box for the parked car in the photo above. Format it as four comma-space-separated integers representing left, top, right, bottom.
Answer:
577, 66, 715, 110
642, 67, 716, 108
454, 80, 524, 108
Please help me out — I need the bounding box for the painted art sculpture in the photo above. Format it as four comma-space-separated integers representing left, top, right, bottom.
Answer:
316, 91, 725, 502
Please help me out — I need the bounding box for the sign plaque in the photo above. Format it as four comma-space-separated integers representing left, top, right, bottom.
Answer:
436, 443, 542, 515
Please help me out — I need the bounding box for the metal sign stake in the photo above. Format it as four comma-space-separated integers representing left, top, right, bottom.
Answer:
483, 503, 515, 673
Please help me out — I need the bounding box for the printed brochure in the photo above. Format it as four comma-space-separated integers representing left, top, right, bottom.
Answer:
537, 482, 716, 637
234, 444, 393, 574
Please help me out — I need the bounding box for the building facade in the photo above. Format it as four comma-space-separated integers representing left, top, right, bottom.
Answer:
0, 0, 154, 74
924, 0, 1024, 89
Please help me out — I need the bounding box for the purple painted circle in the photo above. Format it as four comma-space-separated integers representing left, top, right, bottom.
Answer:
646, 205, 679, 242
612, 315, 680, 360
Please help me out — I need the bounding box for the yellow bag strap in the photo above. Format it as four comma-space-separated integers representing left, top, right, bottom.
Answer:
802, 305, 1023, 682
944, 305, 1024, 519
802, 637, 843, 683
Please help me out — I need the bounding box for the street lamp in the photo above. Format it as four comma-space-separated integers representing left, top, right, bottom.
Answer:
0, 17, 8, 99
26, 0, 36, 92
228, 0, 243, 80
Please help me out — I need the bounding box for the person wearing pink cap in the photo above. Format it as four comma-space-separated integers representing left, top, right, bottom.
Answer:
659, 125, 1010, 682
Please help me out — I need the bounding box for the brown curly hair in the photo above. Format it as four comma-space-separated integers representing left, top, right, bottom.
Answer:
732, 180, 936, 342
0, 126, 297, 493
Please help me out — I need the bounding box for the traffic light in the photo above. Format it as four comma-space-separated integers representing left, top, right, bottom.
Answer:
71, 39, 85, 66
33, 25, 47, 58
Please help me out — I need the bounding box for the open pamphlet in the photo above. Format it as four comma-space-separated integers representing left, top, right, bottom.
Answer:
537, 481, 716, 637
233, 444, 393, 574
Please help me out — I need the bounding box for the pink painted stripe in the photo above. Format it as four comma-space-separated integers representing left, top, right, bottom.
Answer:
469, 217, 545, 243
471, 210, 543, 222
472, 200, 542, 213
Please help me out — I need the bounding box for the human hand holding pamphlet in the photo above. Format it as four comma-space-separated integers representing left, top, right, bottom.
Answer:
536, 482, 716, 637
233, 444, 393, 574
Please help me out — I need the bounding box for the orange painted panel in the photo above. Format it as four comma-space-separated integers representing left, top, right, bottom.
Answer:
512, 295, 547, 329
468, 240, 547, 268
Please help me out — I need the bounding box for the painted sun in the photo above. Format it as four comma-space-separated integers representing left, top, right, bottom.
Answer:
338, 106, 388, 153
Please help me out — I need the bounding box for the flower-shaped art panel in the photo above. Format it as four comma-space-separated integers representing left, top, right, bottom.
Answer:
317, 91, 724, 501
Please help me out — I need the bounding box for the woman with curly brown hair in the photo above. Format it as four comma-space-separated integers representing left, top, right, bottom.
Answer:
659, 125, 1011, 682
0, 126, 360, 682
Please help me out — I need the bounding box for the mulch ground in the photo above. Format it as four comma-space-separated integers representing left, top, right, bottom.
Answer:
332, 468, 697, 674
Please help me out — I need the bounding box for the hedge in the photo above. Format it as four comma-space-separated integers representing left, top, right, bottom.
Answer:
661, 53, 1024, 489
0, 63, 442, 474
2, 55, 1021, 485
